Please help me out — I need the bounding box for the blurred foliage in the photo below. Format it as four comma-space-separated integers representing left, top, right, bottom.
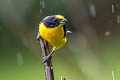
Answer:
0, 0, 120, 80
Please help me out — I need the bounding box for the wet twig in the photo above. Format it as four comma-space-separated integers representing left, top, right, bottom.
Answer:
38, 36, 70, 80
38, 37, 54, 80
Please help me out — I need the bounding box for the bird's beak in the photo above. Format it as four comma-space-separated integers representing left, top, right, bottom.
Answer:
59, 18, 68, 24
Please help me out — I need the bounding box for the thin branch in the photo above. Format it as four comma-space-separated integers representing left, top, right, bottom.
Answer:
39, 37, 54, 80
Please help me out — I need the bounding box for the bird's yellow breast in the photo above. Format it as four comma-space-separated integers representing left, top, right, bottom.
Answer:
39, 23, 67, 50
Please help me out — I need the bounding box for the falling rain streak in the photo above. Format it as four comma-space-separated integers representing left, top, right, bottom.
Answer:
40, 9, 43, 14
16, 52, 23, 66
112, 71, 115, 80
112, 4, 115, 14
40, 0, 45, 14
89, 3, 96, 17
105, 31, 111, 36
117, 15, 120, 24
111, 3, 120, 24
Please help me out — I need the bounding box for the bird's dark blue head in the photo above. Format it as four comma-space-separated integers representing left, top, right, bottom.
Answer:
42, 15, 67, 28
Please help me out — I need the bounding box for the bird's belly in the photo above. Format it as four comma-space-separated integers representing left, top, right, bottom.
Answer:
39, 24, 67, 49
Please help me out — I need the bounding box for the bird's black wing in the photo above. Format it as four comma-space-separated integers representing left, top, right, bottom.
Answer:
63, 25, 66, 37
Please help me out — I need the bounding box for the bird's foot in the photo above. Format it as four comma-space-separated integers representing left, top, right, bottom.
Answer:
36, 32, 41, 40
42, 55, 52, 63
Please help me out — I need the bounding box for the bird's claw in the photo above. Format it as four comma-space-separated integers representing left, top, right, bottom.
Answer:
36, 33, 40, 40
42, 55, 52, 63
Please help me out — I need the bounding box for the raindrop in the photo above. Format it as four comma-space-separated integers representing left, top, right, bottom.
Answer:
42, 0, 45, 8
112, 4, 115, 14
112, 70, 115, 80
105, 31, 111, 36
23, 38, 28, 46
40, 9, 43, 14
16, 52, 23, 66
40, 1, 42, 6
89, 3, 96, 17
116, 4, 119, 8
40, 0, 45, 14
40, 0, 45, 9
117, 15, 120, 24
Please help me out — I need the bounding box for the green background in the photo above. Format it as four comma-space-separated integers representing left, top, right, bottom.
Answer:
0, 0, 120, 80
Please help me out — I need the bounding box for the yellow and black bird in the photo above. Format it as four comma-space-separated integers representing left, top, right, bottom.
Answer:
37, 15, 71, 63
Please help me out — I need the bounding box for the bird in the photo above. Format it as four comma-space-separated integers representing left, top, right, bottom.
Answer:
37, 15, 72, 63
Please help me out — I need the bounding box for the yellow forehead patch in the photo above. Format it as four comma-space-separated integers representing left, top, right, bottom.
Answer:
55, 15, 64, 20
